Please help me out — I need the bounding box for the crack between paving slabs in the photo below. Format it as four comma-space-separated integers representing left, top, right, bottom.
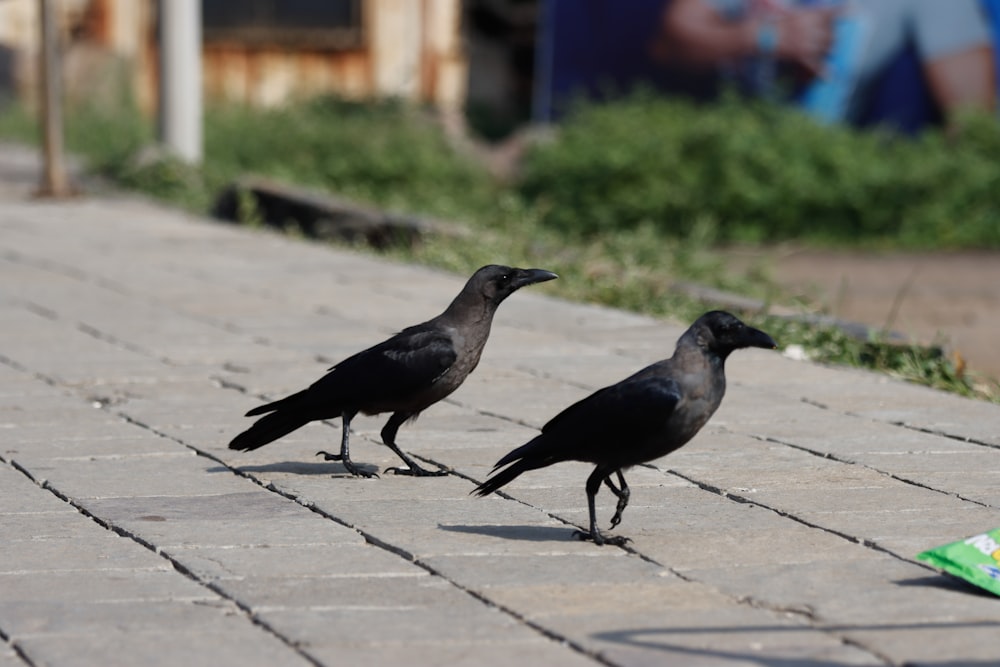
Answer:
11, 293, 174, 367
0, 622, 39, 667
751, 433, 996, 511
662, 466, 934, 569
891, 422, 1000, 451
802, 397, 1000, 452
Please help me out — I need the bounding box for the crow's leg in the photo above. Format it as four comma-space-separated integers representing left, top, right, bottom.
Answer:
573, 466, 629, 546
380, 412, 447, 477
603, 469, 631, 529
316, 411, 378, 478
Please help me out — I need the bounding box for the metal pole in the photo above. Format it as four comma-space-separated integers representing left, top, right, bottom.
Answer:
37, 0, 71, 196
158, 0, 202, 164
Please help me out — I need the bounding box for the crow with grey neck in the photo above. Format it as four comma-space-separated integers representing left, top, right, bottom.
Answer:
229, 265, 557, 477
474, 311, 775, 545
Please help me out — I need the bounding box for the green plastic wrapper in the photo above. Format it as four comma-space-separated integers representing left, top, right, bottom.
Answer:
917, 528, 1000, 597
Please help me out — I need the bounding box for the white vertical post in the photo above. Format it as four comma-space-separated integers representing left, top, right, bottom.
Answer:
38, 0, 71, 196
159, 0, 202, 164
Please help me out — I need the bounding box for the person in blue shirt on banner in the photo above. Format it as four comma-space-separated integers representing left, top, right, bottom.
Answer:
654, 0, 996, 130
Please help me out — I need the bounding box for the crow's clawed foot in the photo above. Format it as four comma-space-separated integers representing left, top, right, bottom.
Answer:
572, 529, 631, 547
384, 465, 448, 477
316, 451, 379, 478
609, 491, 628, 529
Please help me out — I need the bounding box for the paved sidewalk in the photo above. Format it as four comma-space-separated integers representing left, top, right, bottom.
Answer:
2, 145, 999, 666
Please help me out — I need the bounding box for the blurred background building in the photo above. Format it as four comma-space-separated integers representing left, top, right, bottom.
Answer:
0, 0, 479, 116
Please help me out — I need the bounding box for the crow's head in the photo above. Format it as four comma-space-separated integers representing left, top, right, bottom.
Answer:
690, 311, 776, 359
469, 265, 558, 305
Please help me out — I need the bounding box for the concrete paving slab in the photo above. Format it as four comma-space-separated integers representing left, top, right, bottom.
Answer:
253, 607, 545, 654
2, 598, 239, 638
581, 620, 883, 666
296, 638, 601, 667
525, 593, 884, 665
98, 515, 365, 550
681, 555, 1000, 627
0, 468, 78, 516
836, 620, 1000, 666
166, 543, 426, 581
13, 627, 313, 667
1, 533, 172, 575
0, 569, 213, 606
0, 648, 26, 667
12, 453, 255, 499
424, 552, 663, 588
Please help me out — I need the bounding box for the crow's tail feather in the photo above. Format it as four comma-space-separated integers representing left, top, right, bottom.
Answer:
473, 458, 539, 497
228, 410, 309, 451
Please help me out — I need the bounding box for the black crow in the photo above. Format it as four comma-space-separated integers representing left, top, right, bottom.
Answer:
229, 265, 557, 477
474, 311, 776, 545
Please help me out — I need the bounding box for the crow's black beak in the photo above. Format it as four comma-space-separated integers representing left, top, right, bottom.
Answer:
513, 268, 558, 289
744, 326, 777, 350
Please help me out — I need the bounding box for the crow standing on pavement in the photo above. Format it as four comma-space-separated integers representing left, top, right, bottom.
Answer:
229, 265, 557, 477
474, 311, 776, 545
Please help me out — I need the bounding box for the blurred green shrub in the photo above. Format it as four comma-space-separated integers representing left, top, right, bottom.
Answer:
518, 93, 1000, 248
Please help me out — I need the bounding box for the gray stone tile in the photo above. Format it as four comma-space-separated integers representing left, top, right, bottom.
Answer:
14, 626, 313, 667
300, 638, 599, 667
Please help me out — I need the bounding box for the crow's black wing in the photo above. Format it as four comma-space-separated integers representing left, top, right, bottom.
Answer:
315, 326, 457, 403
495, 371, 682, 469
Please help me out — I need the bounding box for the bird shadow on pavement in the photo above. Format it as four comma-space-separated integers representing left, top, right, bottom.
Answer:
439, 523, 577, 542
207, 460, 380, 477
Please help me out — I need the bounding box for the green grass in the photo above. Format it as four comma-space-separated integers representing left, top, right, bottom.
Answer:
1, 94, 996, 401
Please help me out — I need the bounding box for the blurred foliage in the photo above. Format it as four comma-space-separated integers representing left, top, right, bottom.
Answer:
519, 92, 1000, 248
201, 97, 497, 218
1, 93, 996, 400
